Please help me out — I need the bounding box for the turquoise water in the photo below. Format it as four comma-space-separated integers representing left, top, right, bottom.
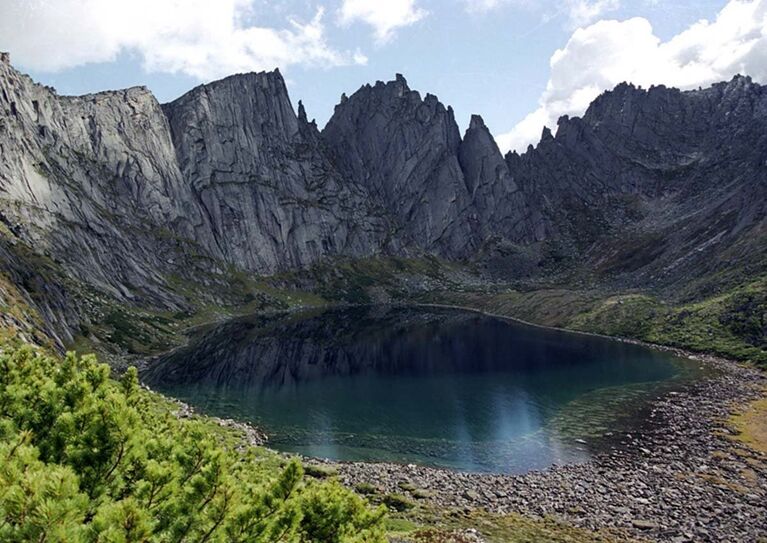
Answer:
143, 306, 703, 473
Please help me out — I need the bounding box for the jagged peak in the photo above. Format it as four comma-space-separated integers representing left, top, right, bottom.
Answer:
468, 114, 486, 130
540, 126, 554, 142
65, 85, 155, 103
729, 73, 752, 84
581, 75, 765, 124
208, 68, 284, 86
166, 68, 286, 106
720, 73, 755, 91
0, 52, 9, 65
297, 100, 307, 122
464, 114, 497, 144
297, 99, 318, 130
336, 73, 458, 116
365, 74, 413, 94
614, 81, 637, 91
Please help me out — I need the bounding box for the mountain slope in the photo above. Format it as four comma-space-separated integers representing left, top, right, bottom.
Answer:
501, 77, 767, 296
163, 71, 391, 274
0, 53, 764, 361
322, 75, 477, 257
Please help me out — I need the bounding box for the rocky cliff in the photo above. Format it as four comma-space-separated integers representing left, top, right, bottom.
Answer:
502, 77, 767, 295
163, 71, 391, 274
0, 54, 765, 348
0, 60, 395, 345
0, 57, 199, 343
322, 75, 477, 257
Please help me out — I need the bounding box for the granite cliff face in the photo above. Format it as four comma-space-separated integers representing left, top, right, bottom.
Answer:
458, 115, 540, 243
320, 76, 551, 258
322, 73, 766, 292
322, 75, 477, 257
501, 77, 767, 293
163, 71, 390, 274
0, 56, 199, 343
0, 53, 765, 346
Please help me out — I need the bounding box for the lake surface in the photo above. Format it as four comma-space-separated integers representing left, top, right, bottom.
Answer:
143, 306, 704, 473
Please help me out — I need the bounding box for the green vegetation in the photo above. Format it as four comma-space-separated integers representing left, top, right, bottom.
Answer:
0, 341, 386, 542
303, 463, 339, 479
731, 388, 767, 455
387, 508, 634, 542
0, 236, 76, 352
381, 493, 414, 512
570, 278, 767, 366
0, 271, 43, 343
423, 276, 767, 368
354, 482, 379, 495
67, 267, 332, 362
420, 288, 601, 329
302, 255, 460, 304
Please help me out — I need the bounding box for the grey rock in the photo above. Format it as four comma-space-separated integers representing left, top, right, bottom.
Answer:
632, 519, 661, 530
0, 60, 195, 313
322, 74, 477, 257
458, 114, 537, 243
502, 77, 767, 294
1, 59, 766, 345
163, 71, 391, 275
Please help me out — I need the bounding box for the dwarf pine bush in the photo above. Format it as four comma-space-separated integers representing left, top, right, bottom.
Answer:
0, 342, 386, 542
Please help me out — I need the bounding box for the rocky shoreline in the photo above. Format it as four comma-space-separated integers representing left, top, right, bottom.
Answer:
329, 354, 767, 542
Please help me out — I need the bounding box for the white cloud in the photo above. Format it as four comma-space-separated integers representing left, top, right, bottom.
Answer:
338, 0, 428, 43
463, 0, 618, 28
565, 0, 620, 28
496, 0, 767, 153
0, 0, 365, 79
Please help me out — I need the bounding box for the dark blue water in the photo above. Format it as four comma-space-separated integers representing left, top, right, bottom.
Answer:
143, 306, 703, 473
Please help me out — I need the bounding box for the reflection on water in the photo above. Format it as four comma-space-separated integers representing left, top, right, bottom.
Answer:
143, 306, 702, 473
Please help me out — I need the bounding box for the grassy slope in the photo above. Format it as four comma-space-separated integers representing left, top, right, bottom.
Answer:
393, 510, 637, 543
731, 387, 767, 455
417, 277, 767, 368
570, 278, 767, 366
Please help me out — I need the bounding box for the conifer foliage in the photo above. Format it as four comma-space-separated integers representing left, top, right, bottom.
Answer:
0, 342, 386, 542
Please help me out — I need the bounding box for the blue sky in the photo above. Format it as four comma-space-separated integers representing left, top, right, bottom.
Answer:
2, 1, 765, 151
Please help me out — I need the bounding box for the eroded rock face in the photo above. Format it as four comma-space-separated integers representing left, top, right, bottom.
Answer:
0, 64, 394, 299
163, 71, 390, 274
503, 77, 767, 292
0, 60, 196, 308
322, 75, 478, 257
459, 115, 540, 243
1, 56, 765, 343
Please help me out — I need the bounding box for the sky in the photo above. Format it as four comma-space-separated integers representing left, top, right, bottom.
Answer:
1, 0, 766, 152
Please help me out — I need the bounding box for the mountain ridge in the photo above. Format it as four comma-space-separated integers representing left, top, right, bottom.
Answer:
0, 55, 765, 360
